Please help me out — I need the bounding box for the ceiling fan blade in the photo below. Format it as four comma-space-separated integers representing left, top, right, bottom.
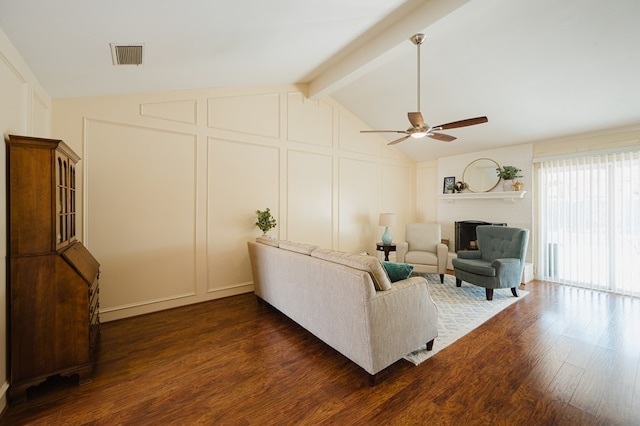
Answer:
429, 132, 456, 142
407, 112, 424, 128
388, 135, 411, 145
360, 130, 407, 134
434, 116, 488, 130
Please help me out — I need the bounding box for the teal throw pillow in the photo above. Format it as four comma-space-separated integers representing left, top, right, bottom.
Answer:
381, 261, 414, 283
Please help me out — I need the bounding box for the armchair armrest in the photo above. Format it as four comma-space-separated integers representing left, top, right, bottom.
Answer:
457, 250, 482, 260
491, 258, 522, 283
436, 243, 448, 272
396, 241, 409, 262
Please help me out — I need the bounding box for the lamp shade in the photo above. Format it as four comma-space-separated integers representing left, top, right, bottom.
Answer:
378, 213, 396, 227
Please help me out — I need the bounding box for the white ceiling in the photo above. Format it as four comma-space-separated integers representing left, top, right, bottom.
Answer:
1, 0, 640, 162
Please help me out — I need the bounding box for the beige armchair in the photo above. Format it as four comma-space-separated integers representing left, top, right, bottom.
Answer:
397, 223, 448, 283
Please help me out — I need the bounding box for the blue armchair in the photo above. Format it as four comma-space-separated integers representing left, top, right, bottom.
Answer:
452, 226, 529, 300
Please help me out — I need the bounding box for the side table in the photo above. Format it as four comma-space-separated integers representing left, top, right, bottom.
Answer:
376, 243, 396, 261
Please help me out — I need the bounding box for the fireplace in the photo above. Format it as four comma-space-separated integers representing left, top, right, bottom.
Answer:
455, 221, 507, 251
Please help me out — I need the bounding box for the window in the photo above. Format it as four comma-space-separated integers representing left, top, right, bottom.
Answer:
536, 150, 640, 297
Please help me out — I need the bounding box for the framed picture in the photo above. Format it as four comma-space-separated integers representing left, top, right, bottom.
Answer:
443, 176, 455, 194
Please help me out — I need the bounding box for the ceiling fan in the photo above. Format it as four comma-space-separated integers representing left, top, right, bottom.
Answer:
361, 33, 488, 145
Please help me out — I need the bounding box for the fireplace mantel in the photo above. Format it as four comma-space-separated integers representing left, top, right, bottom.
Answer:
439, 191, 527, 203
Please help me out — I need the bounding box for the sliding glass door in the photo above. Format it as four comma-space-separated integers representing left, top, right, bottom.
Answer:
536, 150, 640, 297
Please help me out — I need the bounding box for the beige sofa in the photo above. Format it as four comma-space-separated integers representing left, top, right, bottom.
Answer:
247, 237, 438, 384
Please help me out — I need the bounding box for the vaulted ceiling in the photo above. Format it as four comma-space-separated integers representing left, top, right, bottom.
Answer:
1, 0, 639, 161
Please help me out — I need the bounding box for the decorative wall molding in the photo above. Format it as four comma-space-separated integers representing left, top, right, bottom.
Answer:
84, 119, 199, 310
208, 93, 280, 138
337, 111, 377, 156
54, 84, 417, 323
140, 99, 197, 124
287, 92, 332, 146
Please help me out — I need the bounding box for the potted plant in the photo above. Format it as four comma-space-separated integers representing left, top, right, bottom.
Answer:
255, 208, 277, 236
496, 165, 522, 191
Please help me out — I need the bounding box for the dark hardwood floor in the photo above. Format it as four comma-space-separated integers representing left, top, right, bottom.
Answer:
2, 279, 639, 425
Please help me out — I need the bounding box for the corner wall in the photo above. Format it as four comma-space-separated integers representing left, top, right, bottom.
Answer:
0, 25, 51, 413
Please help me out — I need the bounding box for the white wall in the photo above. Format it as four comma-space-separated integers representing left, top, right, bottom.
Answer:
416, 160, 438, 222
417, 143, 534, 261
0, 26, 51, 413
418, 129, 640, 279
437, 143, 534, 243
53, 87, 416, 322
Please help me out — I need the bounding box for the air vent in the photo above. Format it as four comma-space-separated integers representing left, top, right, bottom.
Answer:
110, 43, 144, 66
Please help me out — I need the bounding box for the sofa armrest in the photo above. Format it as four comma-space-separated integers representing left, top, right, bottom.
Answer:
457, 250, 482, 260
370, 275, 437, 327
390, 275, 429, 292
367, 275, 438, 368
396, 241, 409, 262
372, 276, 437, 322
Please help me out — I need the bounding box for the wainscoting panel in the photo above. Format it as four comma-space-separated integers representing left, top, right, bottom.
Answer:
381, 164, 413, 238
140, 99, 198, 124
286, 150, 333, 248
207, 137, 280, 291
207, 93, 280, 138
287, 92, 332, 146
85, 120, 198, 311
52, 84, 417, 323
337, 111, 378, 156
338, 157, 379, 253
0, 56, 26, 134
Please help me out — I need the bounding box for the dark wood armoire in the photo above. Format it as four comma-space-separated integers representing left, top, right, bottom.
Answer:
6, 134, 101, 403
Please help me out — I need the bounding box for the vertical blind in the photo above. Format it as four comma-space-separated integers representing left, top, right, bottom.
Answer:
537, 150, 640, 297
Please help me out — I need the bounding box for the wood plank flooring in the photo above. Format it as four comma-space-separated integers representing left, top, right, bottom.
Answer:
2, 279, 639, 425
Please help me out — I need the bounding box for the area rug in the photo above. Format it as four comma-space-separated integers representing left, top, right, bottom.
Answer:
404, 274, 528, 365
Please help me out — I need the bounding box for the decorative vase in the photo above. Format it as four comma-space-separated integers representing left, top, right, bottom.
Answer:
381, 226, 393, 245
502, 179, 514, 191
513, 181, 524, 191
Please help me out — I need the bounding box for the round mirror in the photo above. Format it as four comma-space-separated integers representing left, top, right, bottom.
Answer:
462, 158, 500, 193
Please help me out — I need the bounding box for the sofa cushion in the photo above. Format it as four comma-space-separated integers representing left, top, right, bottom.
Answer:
381, 261, 414, 282
311, 249, 392, 291
278, 241, 319, 255
255, 236, 280, 247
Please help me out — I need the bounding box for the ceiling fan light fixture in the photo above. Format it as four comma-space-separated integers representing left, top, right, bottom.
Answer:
359, 33, 488, 145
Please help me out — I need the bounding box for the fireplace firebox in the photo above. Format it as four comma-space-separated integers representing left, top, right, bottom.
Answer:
455, 221, 507, 252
